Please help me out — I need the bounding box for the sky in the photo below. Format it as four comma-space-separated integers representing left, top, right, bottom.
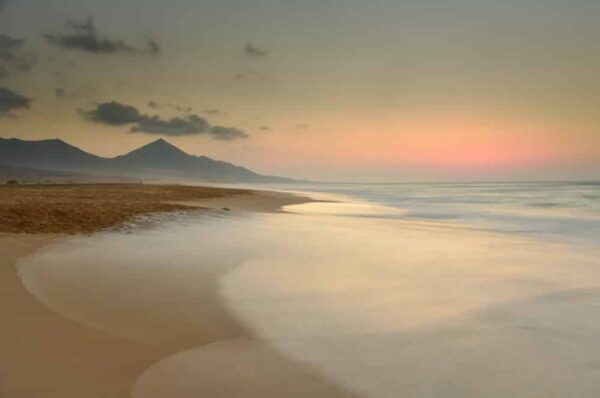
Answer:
0, 0, 599, 182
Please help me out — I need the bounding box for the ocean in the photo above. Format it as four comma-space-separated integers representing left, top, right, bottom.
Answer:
274, 181, 600, 246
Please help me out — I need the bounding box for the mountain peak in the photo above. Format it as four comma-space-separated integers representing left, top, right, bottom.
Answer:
118, 138, 191, 164
135, 138, 187, 154
147, 138, 176, 148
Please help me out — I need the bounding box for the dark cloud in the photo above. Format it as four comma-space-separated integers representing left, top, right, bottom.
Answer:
209, 126, 249, 141
46, 17, 159, 55
0, 34, 36, 79
54, 88, 66, 98
148, 101, 159, 109
84, 101, 247, 140
85, 101, 141, 125
260, 126, 270, 130
133, 115, 210, 136
245, 41, 269, 58
0, 86, 32, 116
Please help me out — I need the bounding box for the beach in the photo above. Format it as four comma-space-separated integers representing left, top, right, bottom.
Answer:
0, 234, 164, 398
2, 182, 600, 397
0, 184, 356, 398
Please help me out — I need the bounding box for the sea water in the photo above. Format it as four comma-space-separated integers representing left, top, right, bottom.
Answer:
266, 181, 600, 246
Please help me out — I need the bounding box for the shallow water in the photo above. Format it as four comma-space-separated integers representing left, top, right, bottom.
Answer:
260, 181, 600, 246
17, 189, 600, 397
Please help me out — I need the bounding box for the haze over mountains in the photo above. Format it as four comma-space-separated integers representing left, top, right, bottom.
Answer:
0, 137, 294, 183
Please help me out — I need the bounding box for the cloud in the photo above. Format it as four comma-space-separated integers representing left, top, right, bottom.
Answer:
244, 42, 269, 58
0, 86, 32, 116
204, 109, 227, 117
46, 17, 159, 55
54, 88, 66, 98
85, 101, 142, 125
0, 34, 36, 79
84, 101, 247, 140
148, 101, 192, 112
133, 115, 210, 136
209, 126, 248, 141
175, 105, 192, 113
260, 126, 270, 130
233, 70, 273, 83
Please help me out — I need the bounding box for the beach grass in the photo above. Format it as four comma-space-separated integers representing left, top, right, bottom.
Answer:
0, 183, 249, 234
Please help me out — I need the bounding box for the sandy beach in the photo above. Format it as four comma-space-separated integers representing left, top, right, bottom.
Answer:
0, 234, 165, 398
3, 183, 600, 398
0, 185, 358, 398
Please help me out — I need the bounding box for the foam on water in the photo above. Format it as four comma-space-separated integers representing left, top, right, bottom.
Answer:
260, 181, 600, 246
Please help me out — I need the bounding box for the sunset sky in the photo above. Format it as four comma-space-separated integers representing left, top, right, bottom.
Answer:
1, 0, 599, 181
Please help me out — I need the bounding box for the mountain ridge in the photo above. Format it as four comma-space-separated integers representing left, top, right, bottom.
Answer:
0, 137, 295, 183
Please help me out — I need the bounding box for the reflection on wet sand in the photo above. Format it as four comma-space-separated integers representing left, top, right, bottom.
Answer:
16, 211, 359, 397
16, 200, 600, 397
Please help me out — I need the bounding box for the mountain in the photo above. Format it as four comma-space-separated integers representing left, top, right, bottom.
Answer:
0, 138, 107, 171
0, 164, 72, 180
0, 137, 294, 183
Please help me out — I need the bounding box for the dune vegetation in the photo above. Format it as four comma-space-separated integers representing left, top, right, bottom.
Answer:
0, 184, 249, 234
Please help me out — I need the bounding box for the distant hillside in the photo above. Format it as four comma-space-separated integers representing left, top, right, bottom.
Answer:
0, 164, 137, 184
0, 164, 71, 181
0, 137, 295, 183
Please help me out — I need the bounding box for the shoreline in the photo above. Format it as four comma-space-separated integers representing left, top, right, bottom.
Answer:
4, 183, 599, 397
0, 185, 357, 398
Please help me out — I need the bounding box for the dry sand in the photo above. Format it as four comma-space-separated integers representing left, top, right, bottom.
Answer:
0, 184, 250, 234
0, 185, 357, 398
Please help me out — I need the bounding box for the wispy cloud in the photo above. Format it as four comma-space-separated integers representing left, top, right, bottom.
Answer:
46, 17, 159, 55
244, 41, 269, 58
148, 101, 192, 113
84, 101, 248, 140
0, 34, 36, 79
204, 109, 227, 117
0, 86, 32, 116
233, 70, 273, 83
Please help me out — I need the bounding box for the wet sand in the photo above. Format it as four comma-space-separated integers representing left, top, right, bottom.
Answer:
0, 234, 164, 398
0, 188, 358, 398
